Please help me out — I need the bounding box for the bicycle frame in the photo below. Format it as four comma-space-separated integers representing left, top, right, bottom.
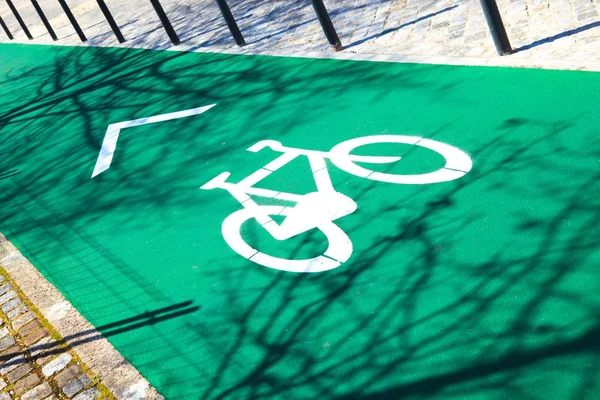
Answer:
201, 139, 400, 240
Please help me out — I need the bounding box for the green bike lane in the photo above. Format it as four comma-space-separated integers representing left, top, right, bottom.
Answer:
1, 43, 600, 399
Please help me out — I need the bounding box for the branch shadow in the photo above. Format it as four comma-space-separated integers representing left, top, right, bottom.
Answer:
0, 42, 599, 400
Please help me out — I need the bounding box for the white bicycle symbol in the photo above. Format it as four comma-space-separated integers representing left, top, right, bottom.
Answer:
201, 135, 472, 273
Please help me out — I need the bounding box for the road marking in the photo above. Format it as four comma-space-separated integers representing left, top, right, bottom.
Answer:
201, 135, 472, 272
222, 205, 352, 273
91, 104, 216, 178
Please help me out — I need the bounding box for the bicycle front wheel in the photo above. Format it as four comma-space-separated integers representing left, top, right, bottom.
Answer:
329, 135, 472, 184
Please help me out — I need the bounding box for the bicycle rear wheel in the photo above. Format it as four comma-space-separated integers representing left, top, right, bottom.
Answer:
221, 206, 353, 273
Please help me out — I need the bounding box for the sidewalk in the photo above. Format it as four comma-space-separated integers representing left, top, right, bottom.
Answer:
0, 268, 111, 400
0, 0, 599, 69
0, 236, 162, 400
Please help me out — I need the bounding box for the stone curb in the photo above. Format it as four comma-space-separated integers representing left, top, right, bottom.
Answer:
4, 37, 600, 73
0, 234, 163, 400
185, 45, 600, 72
2, 0, 600, 71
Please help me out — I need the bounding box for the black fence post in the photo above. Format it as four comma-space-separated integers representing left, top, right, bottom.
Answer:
5, 0, 33, 39
479, 0, 512, 55
215, 0, 245, 46
96, 0, 125, 43
149, 0, 180, 45
310, 0, 341, 51
30, 0, 57, 41
0, 16, 13, 40
57, 0, 87, 42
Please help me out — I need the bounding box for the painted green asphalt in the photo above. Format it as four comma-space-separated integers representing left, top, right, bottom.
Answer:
1, 43, 600, 399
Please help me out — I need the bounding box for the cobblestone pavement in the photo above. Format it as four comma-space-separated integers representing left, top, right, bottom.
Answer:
0, 272, 112, 400
0, 0, 599, 65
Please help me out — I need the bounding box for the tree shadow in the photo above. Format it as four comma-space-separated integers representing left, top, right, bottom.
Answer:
196, 115, 600, 399
1, 43, 600, 400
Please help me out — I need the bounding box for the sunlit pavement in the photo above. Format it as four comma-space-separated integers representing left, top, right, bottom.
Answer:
0, 0, 600, 69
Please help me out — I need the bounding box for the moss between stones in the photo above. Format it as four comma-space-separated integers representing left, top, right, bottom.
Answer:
0, 267, 115, 400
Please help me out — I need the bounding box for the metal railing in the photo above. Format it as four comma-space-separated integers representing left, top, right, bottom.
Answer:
0, 0, 513, 56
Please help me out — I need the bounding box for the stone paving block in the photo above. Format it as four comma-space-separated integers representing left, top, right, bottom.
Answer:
0, 283, 11, 297
13, 373, 41, 395
448, 20, 466, 31
447, 30, 465, 40
0, 290, 17, 306
464, 31, 486, 42
0, 377, 5, 390
6, 362, 33, 383
466, 46, 486, 56
577, 10, 599, 21
0, 353, 25, 375
451, 12, 468, 24
23, 328, 49, 346
42, 353, 72, 377
22, 382, 53, 400
0, 392, 9, 400
73, 387, 101, 400
12, 311, 36, 331
54, 365, 81, 387
0, 327, 8, 339
18, 319, 42, 338
574, 2, 595, 11
34, 350, 56, 367
0, 345, 22, 368
578, 34, 600, 44
7, 304, 28, 320
0, 334, 15, 352
63, 373, 92, 397
29, 338, 59, 366
1, 297, 22, 313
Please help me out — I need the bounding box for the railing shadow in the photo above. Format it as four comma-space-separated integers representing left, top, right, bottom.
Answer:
0, 169, 19, 180
514, 21, 600, 53
0, 301, 200, 368
344, 5, 459, 50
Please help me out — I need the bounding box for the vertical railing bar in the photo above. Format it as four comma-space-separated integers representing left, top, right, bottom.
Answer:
0, 15, 13, 40
215, 0, 245, 46
5, 0, 33, 40
30, 0, 58, 41
57, 0, 87, 42
310, 0, 342, 51
479, 0, 512, 55
149, 0, 180, 45
96, 0, 125, 43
